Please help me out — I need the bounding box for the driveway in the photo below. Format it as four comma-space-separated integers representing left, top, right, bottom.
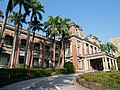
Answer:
0, 74, 90, 90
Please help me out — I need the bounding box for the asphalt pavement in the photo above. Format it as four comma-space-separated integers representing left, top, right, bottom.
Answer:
0, 73, 90, 90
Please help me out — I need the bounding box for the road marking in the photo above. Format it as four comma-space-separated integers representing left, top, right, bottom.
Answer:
55, 85, 61, 90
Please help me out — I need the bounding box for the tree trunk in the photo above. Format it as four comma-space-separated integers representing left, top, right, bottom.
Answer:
9, 26, 17, 68
53, 40, 56, 68
59, 39, 64, 68
9, 5, 22, 68
23, 23, 31, 69
0, 0, 11, 54
29, 30, 35, 68
50, 35, 56, 68
59, 33, 65, 68
53, 35, 56, 68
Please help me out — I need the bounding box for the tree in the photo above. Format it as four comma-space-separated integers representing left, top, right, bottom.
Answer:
100, 44, 108, 52
44, 16, 61, 68
100, 42, 118, 55
9, 0, 30, 68
116, 56, 120, 70
59, 17, 71, 68
8, 11, 26, 68
24, 0, 44, 68
28, 19, 43, 68
0, 0, 15, 53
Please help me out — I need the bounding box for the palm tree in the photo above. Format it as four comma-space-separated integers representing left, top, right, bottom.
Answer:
44, 16, 61, 68
100, 42, 118, 55
8, 12, 26, 68
107, 42, 118, 54
29, 19, 43, 68
24, 0, 44, 68
0, 0, 15, 53
9, 0, 30, 68
59, 17, 71, 68
100, 44, 108, 52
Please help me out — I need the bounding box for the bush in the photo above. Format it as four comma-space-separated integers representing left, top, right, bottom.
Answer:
43, 68, 54, 75
64, 61, 75, 74
55, 68, 67, 74
117, 63, 120, 71
80, 72, 120, 88
0, 67, 68, 87
111, 66, 116, 72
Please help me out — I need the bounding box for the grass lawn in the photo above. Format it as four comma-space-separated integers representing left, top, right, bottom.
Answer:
80, 72, 120, 88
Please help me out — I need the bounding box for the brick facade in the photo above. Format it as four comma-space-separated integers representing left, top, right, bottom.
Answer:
0, 22, 118, 71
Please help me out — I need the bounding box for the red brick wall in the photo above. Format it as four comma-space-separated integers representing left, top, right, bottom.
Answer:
72, 38, 78, 69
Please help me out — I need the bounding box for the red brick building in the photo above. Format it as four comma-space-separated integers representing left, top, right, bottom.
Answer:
65, 22, 118, 72
0, 22, 118, 71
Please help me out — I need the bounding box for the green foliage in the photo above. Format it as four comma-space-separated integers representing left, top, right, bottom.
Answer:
80, 72, 120, 88
116, 56, 120, 70
64, 61, 75, 74
111, 66, 116, 72
117, 63, 120, 71
100, 42, 118, 54
116, 56, 120, 63
55, 68, 67, 74
43, 68, 54, 75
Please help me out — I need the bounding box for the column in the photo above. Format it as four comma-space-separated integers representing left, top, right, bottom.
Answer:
105, 57, 109, 71
112, 59, 115, 66
89, 45, 91, 54
114, 59, 118, 71
109, 58, 112, 70
102, 57, 105, 71
84, 58, 87, 71
84, 43, 86, 54
88, 59, 91, 70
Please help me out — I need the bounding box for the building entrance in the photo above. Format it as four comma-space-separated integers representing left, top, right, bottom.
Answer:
90, 58, 103, 71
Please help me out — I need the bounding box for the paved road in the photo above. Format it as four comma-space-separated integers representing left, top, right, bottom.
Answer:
0, 74, 90, 90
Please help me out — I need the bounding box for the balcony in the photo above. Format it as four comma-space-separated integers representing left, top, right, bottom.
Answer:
65, 53, 72, 59
2, 44, 12, 54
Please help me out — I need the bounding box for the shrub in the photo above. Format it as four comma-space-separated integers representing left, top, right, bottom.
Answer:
43, 68, 54, 75
111, 66, 116, 72
55, 68, 67, 74
117, 63, 120, 70
0, 67, 68, 87
80, 72, 120, 88
64, 61, 75, 74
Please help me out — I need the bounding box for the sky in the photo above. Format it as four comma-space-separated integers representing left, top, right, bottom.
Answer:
0, 0, 120, 43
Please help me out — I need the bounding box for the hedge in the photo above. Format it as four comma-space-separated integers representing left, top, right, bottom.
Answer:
0, 68, 67, 87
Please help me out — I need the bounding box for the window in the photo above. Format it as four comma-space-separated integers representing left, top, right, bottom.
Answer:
34, 43, 40, 51
91, 46, 93, 54
86, 44, 89, 54
94, 47, 97, 53
78, 47, 80, 53
4, 35, 13, 45
21, 39, 26, 48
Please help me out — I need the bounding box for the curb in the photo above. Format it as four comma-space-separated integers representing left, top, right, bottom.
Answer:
74, 76, 90, 90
